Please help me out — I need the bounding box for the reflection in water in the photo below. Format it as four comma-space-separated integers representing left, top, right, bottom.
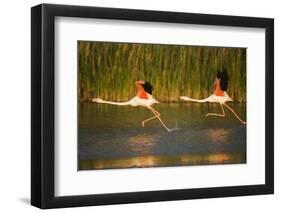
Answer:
79, 153, 244, 170
128, 134, 160, 155
79, 103, 246, 170
180, 153, 230, 165
208, 128, 230, 144
80, 156, 156, 170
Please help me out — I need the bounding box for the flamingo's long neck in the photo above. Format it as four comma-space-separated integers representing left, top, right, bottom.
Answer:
180, 96, 209, 103
100, 100, 131, 106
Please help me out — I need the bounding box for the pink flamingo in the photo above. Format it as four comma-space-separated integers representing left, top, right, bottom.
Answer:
92, 80, 171, 132
180, 69, 246, 124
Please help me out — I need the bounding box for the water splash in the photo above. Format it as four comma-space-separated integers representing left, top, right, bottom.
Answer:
168, 121, 180, 132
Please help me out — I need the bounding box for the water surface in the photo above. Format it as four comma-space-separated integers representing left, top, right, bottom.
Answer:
78, 102, 246, 170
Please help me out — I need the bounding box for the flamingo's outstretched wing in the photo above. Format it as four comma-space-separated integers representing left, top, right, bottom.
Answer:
92, 98, 134, 106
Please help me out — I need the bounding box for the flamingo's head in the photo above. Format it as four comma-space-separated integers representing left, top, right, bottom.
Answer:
179, 96, 191, 101
92, 98, 103, 103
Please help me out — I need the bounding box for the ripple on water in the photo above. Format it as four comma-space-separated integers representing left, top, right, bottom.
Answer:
78, 103, 246, 169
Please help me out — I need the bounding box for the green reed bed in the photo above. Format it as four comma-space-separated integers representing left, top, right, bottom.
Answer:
78, 41, 246, 102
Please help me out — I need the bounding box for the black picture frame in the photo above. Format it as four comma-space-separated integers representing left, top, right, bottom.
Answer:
31, 3, 274, 209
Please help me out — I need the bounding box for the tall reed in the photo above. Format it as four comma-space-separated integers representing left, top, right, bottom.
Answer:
78, 41, 246, 102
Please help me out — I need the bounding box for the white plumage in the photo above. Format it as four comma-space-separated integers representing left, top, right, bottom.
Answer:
180, 92, 245, 124
92, 93, 171, 131
93, 94, 159, 107
180, 92, 233, 104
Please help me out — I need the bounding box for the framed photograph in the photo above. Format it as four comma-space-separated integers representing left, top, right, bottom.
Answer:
31, 3, 274, 209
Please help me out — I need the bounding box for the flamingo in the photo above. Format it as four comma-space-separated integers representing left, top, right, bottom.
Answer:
180, 69, 246, 125
92, 80, 172, 132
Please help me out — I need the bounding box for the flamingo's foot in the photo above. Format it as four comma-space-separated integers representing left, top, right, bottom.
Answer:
241, 121, 246, 125
141, 121, 145, 127
205, 113, 210, 117
167, 128, 180, 132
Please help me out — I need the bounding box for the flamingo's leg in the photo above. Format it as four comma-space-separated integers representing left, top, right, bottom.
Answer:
148, 107, 171, 132
141, 115, 158, 127
205, 103, 225, 117
223, 103, 246, 125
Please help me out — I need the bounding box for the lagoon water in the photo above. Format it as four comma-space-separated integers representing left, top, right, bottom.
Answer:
78, 102, 246, 170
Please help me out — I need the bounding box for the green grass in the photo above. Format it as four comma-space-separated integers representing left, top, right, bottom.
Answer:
78, 41, 246, 102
